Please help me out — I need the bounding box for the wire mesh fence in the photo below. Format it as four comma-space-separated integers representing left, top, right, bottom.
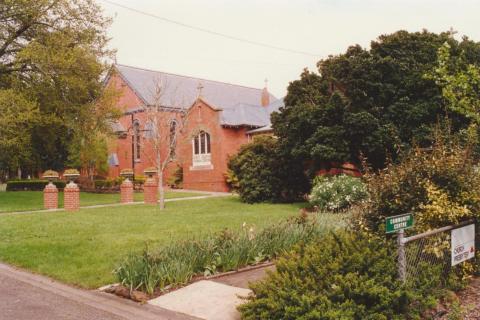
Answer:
398, 220, 476, 284
404, 231, 451, 282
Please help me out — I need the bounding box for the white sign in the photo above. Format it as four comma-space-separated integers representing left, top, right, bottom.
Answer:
451, 224, 475, 266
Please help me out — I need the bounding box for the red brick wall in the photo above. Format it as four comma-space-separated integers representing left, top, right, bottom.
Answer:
43, 183, 58, 210
106, 72, 144, 179
105, 73, 179, 182
180, 100, 250, 192
64, 182, 80, 211
316, 162, 362, 177
144, 177, 158, 204
105, 76, 258, 192
120, 178, 134, 203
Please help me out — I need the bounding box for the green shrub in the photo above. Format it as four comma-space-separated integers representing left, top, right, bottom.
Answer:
94, 179, 112, 189
6, 180, 66, 191
115, 214, 340, 295
238, 232, 441, 320
94, 176, 145, 190
224, 169, 240, 191
133, 175, 145, 186
228, 136, 309, 203
309, 174, 367, 211
167, 166, 183, 188
354, 130, 480, 287
356, 130, 480, 235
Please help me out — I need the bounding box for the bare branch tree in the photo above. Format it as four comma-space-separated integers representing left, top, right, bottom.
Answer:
140, 78, 190, 209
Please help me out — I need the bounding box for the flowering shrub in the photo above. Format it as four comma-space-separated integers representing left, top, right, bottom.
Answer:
353, 130, 480, 289
356, 131, 480, 235
42, 170, 59, 178
309, 174, 367, 211
64, 168, 80, 175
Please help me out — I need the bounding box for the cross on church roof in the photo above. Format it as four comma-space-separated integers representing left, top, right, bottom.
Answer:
197, 82, 204, 97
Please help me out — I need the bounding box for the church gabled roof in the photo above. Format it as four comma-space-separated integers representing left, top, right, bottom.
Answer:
222, 98, 284, 128
113, 64, 277, 110
220, 103, 270, 127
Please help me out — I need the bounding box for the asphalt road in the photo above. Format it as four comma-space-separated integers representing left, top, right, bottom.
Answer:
0, 263, 198, 320
0, 273, 126, 320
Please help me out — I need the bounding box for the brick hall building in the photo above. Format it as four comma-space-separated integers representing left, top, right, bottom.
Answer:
105, 64, 282, 192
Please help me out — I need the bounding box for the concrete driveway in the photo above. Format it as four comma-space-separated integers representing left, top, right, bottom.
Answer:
0, 263, 198, 320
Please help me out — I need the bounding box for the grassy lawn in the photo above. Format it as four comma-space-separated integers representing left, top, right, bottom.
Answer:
0, 196, 334, 288
0, 190, 206, 212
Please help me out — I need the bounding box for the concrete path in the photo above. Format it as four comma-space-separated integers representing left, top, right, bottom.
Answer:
0, 263, 199, 320
149, 281, 250, 320
168, 189, 231, 197
148, 265, 274, 320
0, 191, 233, 216
210, 265, 275, 289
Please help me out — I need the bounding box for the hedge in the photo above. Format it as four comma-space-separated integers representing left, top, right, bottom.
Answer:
6, 180, 66, 191
94, 177, 145, 190
238, 232, 441, 319
228, 136, 309, 203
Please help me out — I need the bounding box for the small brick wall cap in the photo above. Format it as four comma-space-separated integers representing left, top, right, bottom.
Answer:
44, 182, 58, 192
64, 181, 79, 191
121, 178, 133, 187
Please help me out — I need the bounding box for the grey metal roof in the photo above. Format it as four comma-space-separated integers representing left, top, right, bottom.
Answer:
220, 103, 270, 127
114, 64, 277, 110
265, 98, 284, 114
222, 98, 284, 128
246, 124, 273, 135
109, 121, 126, 133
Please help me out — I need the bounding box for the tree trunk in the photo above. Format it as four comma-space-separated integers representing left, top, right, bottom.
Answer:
159, 171, 165, 210
157, 146, 165, 210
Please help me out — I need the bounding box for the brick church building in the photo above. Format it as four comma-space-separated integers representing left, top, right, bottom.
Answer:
105, 64, 282, 192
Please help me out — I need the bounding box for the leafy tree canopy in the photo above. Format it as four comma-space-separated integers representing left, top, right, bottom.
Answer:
0, 89, 39, 172
0, 0, 118, 175
272, 30, 480, 171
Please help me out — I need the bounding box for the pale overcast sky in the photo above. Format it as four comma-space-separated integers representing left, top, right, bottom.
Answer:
99, 0, 480, 98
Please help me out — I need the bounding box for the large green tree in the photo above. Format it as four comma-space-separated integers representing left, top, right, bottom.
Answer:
0, 90, 39, 178
0, 0, 116, 176
272, 30, 480, 171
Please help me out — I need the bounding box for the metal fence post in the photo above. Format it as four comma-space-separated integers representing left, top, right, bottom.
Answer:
397, 229, 406, 283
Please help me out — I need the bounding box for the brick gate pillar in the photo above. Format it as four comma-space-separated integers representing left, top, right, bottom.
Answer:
120, 178, 134, 203
64, 181, 80, 211
144, 177, 158, 205
43, 182, 58, 210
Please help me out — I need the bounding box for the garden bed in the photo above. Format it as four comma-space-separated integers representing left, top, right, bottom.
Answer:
113, 212, 347, 297
104, 261, 275, 302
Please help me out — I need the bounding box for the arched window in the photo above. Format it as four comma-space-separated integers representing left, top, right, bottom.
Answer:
169, 120, 177, 158
133, 121, 141, 160
192, 131, 211, 166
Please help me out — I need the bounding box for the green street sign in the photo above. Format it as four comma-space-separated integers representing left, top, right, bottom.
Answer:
386, 213, 414, 234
